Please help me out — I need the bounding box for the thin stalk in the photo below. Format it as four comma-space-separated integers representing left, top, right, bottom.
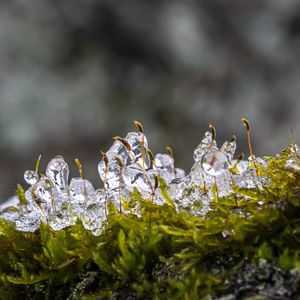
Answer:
75, 158, 87, 210
115, 156, 124, 213
100, 151, 109, 218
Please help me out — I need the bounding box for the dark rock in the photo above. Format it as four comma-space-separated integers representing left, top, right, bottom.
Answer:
214, 259, 300, 300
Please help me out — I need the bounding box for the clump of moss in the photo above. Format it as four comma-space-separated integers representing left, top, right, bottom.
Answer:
0, 144, 300, 300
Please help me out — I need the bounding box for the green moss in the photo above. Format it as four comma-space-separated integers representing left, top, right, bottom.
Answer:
0, 144, 300, 299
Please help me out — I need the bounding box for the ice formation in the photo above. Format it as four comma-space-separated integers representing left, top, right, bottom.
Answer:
1, 125, 296, 236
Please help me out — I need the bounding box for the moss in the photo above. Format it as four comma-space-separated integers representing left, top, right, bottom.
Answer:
0, 144, 300, 299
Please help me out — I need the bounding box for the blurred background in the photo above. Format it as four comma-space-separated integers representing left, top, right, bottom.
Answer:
0, 0, 300, 200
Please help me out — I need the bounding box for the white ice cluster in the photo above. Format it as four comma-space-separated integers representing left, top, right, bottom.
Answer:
168, 131, 270, 215
0, 131, 185, 235
1, 129, 291, 236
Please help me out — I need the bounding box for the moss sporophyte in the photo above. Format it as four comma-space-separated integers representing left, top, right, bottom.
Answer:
1, 119, 300, 299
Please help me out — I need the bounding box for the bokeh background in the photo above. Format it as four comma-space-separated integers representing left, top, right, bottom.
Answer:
1, 0, 300, 200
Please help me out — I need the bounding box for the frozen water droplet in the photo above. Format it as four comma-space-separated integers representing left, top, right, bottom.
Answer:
49, 209, 77, 231
98, 159, 124, 192
123, 163, 153, 195
285, 144, 300, 171
230, 159, 248, 175
95, 188, 106, 206
232, 208, 251, 218
34, 178, 54, 203
24, 170, 39, 185
190, 163, 205, 184
221, 139, 236, 161
82, 202, 106, 236
190, 162, 215, 194
126, 132, 148, 151
106, 140, 129, 162
53, 191, 69, 212
126, 132, 150, 168
152, 189, 165, 206
96, 187, 124, 212
191, 190, 211, 216
255, 157, 268, 169
151, 168, 173, 185
153, 154, 176, 183
69, 178, 95, 202
27, 200, 48, 221
0, 206, 19, 223
193, 132, 217, 162
233, 169, 259, 189
69, 178, 96, 213
168, 178, 186, 201
174, 168, 185, 179
15, 211, 40, 232
214, 172, 233, 198
46, 156, 69, 192
221, 231, 230, 238
154, 154, 174, 170
25, 187, 34, 202
201, 148, 228, 176
248, 155, 268, 172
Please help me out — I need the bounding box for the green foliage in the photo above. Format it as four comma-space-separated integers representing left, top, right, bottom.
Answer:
0, 144, 300, 299
16, 184, 26, 206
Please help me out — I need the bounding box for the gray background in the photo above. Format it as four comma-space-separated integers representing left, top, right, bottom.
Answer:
0, 0, 300, 200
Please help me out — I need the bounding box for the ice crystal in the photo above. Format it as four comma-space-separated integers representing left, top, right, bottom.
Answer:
201, 147, 229, 176
24, 170, 39, 185
0, 125, 290, 235
46, 156, 69, 192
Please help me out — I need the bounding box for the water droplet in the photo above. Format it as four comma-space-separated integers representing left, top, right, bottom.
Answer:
24, 170, 39, 185
46, 156, 69, 192
201, 148, 228, 176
